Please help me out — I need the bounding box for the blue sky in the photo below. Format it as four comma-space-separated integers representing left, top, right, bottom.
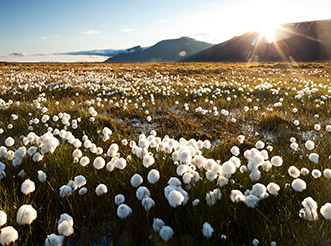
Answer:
1, 0, 330, 61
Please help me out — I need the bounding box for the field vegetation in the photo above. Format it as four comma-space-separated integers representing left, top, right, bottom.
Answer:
0, 62, 330, 245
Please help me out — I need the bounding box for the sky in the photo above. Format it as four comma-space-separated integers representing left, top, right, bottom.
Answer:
1, 0, 330, 62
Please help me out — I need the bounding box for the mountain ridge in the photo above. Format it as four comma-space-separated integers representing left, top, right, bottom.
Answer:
181, 19, 331, 62
58, 45, 149, 57
105, 37, 214, 62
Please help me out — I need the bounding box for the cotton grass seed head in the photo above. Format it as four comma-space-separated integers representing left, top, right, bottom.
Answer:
142, 197, 155, 211
59, 185, 72, 198
72, 149, 82, 159
312, 169, 322, 179
168, 177, 181, 186
305, 140, 315, 150
93, 156, 105, 170
107, 143, 119, 157
309, 153, 319, 163
300, 167, 309, 176
78, 187, 87, 195
299, 197, 318, 221
79, 156, 90, 167
230, 190, 245, 202
262, 161, 272, 172
16, 204, 37, 225
202, 222, 214, 238
138, 138, 149, 149
230, 146, 240, 156
114, 194, 125, 205
0, 211, 7, 227
143, 155, 155, 168
17, 169, 26, 178
130, 174, 143, 188
58, 213, 74, 227
183, 172, 193, 184
74, 175, 86, 188
192, 199, 200, 206
222, 161, 236, 178
244, 194, 259, 208
44, 234, 64, 246
167, 190, 185, 208
37, 170, 47, 182
179, 148, 192, 163
239, 165, 248, 173
21, 179, 35, 195
252, 239, 259, 246
288, 166, 300, 178
136, 186, 150, 200
58, 220, 74, 236
251, 183, 268, 199
0, 162, 5, 172
302, 197, 318, 211
323, 168, 331, 178
271, 156, 283, 167
152, 218, 165, 232
95, 184, 107, 196
147, 169, 160, 184
255, 141, 265, 149
291, 179, 306, 192
314, 124, 321, 131
249, 169, 261, 182
27, 146, 37, 156
0, 226, 18, 246
237, 135, 245, 143
176, 164, 189, 176
320, 203, 331, 220
4, 137, 15, 147
203, 140, 211, 149
115, 157, 126, 170
290, 142, 299, 151
159, 226, 174, 241
117, 204, 132, 219
267, 182, 280, 196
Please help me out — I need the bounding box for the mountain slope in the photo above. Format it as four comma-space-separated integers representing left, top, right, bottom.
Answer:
182, 19, 331, 62
105, 37, 213, 62
59, 49, 125, 57
58, 46, 148, 57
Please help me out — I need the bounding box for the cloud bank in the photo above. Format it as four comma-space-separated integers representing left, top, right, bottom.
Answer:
80, 30, 100, 35
121, 28, 134, 32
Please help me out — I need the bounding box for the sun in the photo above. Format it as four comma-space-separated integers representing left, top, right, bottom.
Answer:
258, 24, 279, 43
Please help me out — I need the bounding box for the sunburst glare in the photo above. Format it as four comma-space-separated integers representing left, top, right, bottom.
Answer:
257, 24, 280, 43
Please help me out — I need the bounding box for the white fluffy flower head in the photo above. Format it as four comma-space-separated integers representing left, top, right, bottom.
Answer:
16, 204, 37, 225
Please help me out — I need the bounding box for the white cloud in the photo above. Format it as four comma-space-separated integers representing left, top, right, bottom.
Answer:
80, 30, 100, 35
120, 28, 134, 32
9, 52, 29, 57
157, 19, 170, 23
52, 34, 61, 37
40, 36, 48, 40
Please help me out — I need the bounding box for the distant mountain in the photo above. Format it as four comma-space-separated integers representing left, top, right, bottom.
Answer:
181, 19, 331, 62
59, 49, 125, 57
59, 46, 148, 57
105, 37, 213, 62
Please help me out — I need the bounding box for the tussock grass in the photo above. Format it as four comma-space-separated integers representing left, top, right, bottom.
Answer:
0, 62, 330, 245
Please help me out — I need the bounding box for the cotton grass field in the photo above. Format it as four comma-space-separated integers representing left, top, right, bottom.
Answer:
0, 62, 330, 245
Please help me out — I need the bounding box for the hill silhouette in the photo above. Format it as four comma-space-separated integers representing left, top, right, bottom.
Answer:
181, 20, 331, 62
105, 37, 213, 62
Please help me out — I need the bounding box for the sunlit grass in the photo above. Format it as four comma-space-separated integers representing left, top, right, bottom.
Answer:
0, 62, 330, 245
